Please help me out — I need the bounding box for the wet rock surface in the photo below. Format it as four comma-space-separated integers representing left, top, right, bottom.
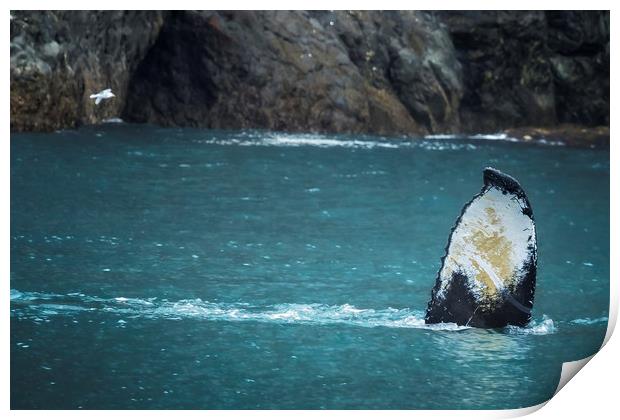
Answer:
10, 11, 164, 132
124, 11, 455, 136
11, 11, 609, 144
437, 11, 609, 132
546, 11, 609, 126
503, 125, 610, 149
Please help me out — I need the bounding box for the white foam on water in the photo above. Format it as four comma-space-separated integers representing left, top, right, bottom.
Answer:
193, 134, 478, 151
102, 117, 124, 124
425, 133, 567, 147
569, 317, 608, 325
425, 133, 519, 142
10, 289, 467, 331
505, 315, 556, 335
537, 138, 566, 146
114, 296, 156, 306
10, 289, 65, 301
197, 135, 401, 149
469, 133, 520, 142
423, 134, 458, 140
10, 290, 566, 335
261, 135, 400, 149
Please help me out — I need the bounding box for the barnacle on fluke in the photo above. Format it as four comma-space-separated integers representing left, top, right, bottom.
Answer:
425, 168, 537, 328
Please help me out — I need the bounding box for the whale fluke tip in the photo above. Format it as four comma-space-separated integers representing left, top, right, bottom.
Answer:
483, 167, 523, 196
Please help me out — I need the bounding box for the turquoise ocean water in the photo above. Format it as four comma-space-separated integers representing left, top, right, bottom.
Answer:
10, 125, 609, 409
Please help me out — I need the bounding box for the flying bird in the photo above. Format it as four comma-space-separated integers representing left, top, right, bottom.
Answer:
90, 88, 115, 105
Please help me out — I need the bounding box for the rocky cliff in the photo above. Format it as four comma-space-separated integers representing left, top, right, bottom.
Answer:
10, 11, 164, 132
10, 10, 609, 136
438, 11, 609, 132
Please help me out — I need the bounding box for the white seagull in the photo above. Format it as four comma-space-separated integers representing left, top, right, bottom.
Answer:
90, 88, 115, 105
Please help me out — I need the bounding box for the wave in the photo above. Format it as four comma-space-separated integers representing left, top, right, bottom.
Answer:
191, 131, 568, 150
194, 133, 478, 151
569, 317, 608, 326
10, 289, 556, 334
504, 315, 557, 335
102, 117, 124, 124
423, 133, 519, 142
427, 132, 566, 146
467, 133, 519, 142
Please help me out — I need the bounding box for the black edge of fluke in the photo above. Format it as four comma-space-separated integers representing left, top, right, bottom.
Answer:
483, 167, 533, 218
483, 167, 524, 197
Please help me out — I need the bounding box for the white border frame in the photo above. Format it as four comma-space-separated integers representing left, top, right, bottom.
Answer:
5, 2, 617, 418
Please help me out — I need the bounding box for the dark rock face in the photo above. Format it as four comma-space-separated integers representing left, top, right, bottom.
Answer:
436, 11, 556, 133
436, 10, 609, 132
124, 11, 461, 135
310, 11, 463, 134
10, 11, 609, 135
10, 11, 164, 131
546, 11, 609, 126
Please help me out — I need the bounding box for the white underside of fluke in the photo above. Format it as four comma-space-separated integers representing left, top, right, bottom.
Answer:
437, 186, 536, 309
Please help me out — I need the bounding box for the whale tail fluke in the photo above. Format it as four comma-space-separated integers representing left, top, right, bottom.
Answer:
425, 168, 537, 328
